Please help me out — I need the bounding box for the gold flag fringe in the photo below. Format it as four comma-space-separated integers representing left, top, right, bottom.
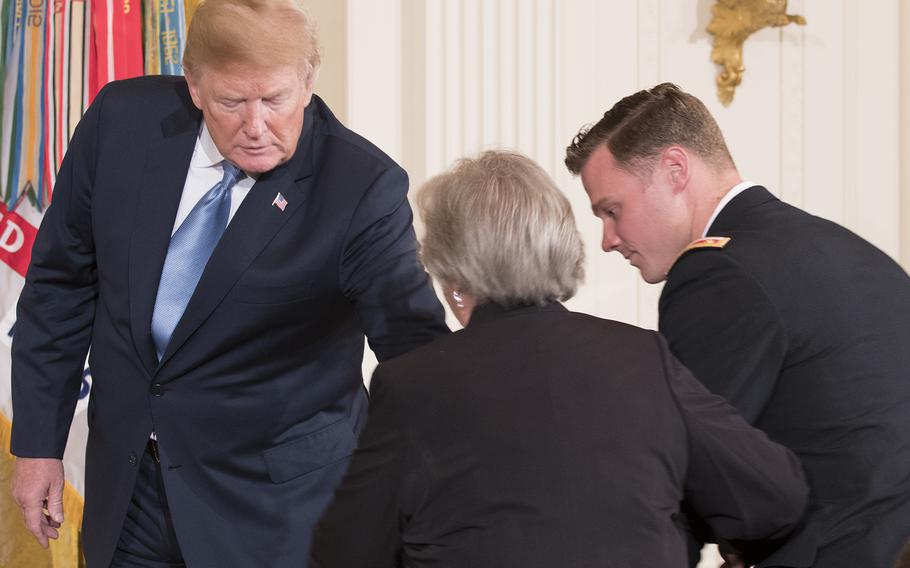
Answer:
0, 414, 85, 568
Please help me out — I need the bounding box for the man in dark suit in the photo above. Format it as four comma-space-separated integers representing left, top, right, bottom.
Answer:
566, 83, 910, 568
9, 1, 447, 566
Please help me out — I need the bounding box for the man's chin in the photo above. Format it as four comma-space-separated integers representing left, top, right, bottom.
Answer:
637, 267, 667, 285
231, 152, 286, 175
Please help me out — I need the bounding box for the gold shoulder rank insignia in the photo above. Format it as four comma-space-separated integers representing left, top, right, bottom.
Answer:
669, 236, 732, 271
683, 236, 731, 252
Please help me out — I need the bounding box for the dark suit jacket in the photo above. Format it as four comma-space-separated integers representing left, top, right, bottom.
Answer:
310, 302, 808, 568
660, 186, 910, 567
10, 76, 447, 568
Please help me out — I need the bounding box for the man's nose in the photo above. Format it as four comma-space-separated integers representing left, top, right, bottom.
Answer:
243, 102, 266, 138
602, 225, 621, 252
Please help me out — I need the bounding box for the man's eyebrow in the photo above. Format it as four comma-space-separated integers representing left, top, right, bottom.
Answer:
591, 197, 612, 212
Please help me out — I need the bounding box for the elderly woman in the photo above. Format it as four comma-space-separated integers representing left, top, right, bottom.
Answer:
310, 151, 807, 568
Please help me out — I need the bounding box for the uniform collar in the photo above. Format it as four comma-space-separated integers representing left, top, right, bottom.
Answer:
702, 180, 757, 237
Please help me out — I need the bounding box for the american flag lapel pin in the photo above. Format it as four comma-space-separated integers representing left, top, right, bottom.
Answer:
272, 192, 288, 212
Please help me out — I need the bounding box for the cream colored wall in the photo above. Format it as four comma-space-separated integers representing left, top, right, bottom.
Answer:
901, 0, 910, 270
304, 0, 348, 123
347, 0, 403, 162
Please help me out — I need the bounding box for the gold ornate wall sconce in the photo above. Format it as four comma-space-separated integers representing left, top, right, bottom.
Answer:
707, 0, 806, 106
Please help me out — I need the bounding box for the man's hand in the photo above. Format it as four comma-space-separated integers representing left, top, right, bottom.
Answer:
11, 457, 65, 548
720, 552, 747, 568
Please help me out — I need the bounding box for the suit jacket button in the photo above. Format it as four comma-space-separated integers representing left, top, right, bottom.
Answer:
150, 383, 164, 397
128, 453, 137, 466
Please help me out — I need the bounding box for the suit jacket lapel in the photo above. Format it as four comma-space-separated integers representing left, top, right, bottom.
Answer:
157, 103, 318, 369
129, 99, 202, 377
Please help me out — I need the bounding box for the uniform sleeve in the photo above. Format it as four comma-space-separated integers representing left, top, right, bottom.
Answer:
310, 366, 426, 568
659, 251, 787, 423
10, 85, 110, 458
656, 334, 809, 564
339, 166, 448, 362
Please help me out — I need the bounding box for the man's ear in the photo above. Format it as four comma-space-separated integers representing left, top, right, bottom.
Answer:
659, 146, 691, 193
301, 87, 314, 108
185, 70, 204, 111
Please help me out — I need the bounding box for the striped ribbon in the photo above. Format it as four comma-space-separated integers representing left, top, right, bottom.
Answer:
12, 0, 47, 211
145, 0, 185, 76
0, 0, 17, 208
89, 0, 142, 103
1, 0, 183, 209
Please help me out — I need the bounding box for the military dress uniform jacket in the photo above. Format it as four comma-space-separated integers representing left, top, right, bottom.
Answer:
10, 75, 448, 568
660, 186, 910, 568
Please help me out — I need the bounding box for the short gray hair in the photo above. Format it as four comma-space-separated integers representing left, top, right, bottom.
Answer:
417, 150, 584, 306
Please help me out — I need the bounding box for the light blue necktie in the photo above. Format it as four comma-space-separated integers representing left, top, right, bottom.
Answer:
151, 162, 245, 360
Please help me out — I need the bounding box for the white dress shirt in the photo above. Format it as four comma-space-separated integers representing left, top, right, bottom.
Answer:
171, 123, 257, 235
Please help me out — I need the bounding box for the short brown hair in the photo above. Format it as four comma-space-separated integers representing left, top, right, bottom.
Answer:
565, 83, 734, 175
183, 0, 320, 87
417, 151, 584, 307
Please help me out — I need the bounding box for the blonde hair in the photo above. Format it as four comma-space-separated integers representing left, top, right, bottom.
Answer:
183, 0, 320, 87
417, 150, 584, 306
